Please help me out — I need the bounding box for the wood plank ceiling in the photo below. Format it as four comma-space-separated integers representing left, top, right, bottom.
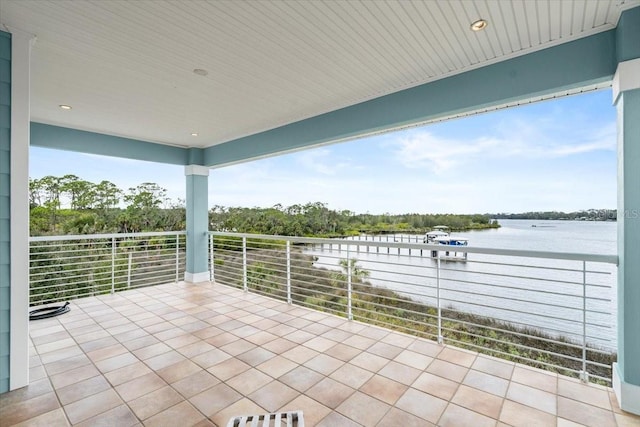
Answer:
0, 0, 637, 148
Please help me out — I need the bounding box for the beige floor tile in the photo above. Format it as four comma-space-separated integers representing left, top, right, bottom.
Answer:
303, 336, 337, 352
144, 350, 186, 371
121, 335, 159, 351
511, 365, 558, 393
285, 329, 316, 344
94, 352, 139, 373
281, 346, 319, 364
360, 375, 408, 405
244, 330, 278, 345
500, 399, 557, 427
438, 403, 496, 427
329, 364, 374, 389
156, 359, 202, 384
377, 407, 435, 427
359, 326, 390, 341
221, 339, 257, 356
557, 396, 617, 427
164, 333, 200, 349
132, 342, 172, 360
395, 388, 447, 423
463, 368, 509, 397
324, 343, 362, 362
127, 386, 182, 421
426, 359, 469, 382
74, 404, 138, 427
316, 411, 363, 427
115, 372, 166, 402
305, 377, 356, 409
236, 347, 276, 366
367, 342, 404, 360
143, 401, 205, 427
412, 371, 460, 400
86, 343, 128, 362
336, 391, 391, 426
0, 392, 61, 426
380, 332, 415, 349
104, 361, 152, 386
189, 383, 242, 417
506, 381, 557, 415
191, 348, 232, 368
342, 334, 377, 350
248, 381, 299, 412
472, 355, 515, 380
261, 337, 298, 354
438, 346, 477, 367
11, 408, 70, 427
378, 361, 421, 386
204, 331, 240, 347
171, 370, 219, 398
63, 389, 123, 424
44, 354, 92, 376
349, 352, 389, 373
451, 384, 503, 419
80, 336, 119, 353
256, 355, 297, 378
280, 395, 331, 426
207, 357, 251, 381
57, 375, 111, 405
304, 353, 344, 375
558, 378, 612, 410
615, 411, 640, 427
279, 366, 324, 392
227, 369, 273, 395
393, 349, 433, 370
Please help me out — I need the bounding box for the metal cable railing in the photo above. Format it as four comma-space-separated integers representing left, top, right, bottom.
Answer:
209, 231, 618, 384
29, 231, 186, 305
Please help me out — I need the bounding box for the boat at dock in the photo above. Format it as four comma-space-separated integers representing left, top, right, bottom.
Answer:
423, 226, 469, 260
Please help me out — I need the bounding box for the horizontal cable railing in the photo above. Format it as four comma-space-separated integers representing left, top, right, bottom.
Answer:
209, 231, 618, 384
29, 231, 186, 305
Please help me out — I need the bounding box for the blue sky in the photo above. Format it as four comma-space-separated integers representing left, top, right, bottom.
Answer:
30, 89, 617, 215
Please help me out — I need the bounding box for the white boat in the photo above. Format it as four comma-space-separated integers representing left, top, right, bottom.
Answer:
423, 225, 451, 243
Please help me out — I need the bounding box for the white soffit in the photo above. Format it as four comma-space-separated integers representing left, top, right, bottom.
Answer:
0, 0, 638, 149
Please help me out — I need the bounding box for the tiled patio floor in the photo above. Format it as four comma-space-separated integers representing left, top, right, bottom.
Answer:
2, 282, 639, 427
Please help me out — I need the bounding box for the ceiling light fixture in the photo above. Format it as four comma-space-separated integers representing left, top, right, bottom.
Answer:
470, 19, 488, 31
191, 132, 198, 137
59, 104, 72, 110
193, 68, 208, 76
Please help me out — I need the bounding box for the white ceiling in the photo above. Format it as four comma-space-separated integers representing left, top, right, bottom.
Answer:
1, 0, 638, 149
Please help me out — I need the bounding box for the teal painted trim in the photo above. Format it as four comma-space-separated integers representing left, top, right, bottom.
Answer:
187, 148, 204, 166
0, 28, 10, 395
204, 29, 616, 167
617, 88, 640, 386
185, 173, 209, 275
616, 7, 640, 62
30, 123, 190, 166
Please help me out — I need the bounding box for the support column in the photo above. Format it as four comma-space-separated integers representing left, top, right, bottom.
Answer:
613, 57, 640, 415
184, 165, 209, 283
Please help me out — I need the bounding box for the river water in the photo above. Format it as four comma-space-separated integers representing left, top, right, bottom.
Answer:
307, 220, 618, 350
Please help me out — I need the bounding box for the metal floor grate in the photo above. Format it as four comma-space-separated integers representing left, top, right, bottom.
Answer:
227, 411, 304, 427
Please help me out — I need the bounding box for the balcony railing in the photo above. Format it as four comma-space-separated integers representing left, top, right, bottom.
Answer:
29, 231, 186, 305
26, 230, 618, 385
209, 231, 618, 385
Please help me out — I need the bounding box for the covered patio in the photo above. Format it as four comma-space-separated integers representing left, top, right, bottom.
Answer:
2, 281, 638, 426
1, 0, 640, 424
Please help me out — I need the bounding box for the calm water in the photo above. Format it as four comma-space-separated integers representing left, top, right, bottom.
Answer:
307, 220, 618, 350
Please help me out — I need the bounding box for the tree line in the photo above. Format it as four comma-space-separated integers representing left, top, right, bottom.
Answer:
492, 209, 616, 221
29, 175, 185, 235
30, 175, 499, 237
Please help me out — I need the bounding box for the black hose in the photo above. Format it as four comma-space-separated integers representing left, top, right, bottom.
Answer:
29, 302, 70, 320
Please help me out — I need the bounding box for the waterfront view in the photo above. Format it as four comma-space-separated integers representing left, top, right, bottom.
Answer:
308, 220, 617, 350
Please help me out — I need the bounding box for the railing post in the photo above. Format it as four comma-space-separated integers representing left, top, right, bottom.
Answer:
580, 260, 589, 382
437, 256, 442, 344
175, 233, 180, 283
111, 237, 116, 294
347, 248, 353, 320
286, 240, 292, 304
242, 236, 248, 292
127, 251, 132, 289
210, 234, 214, 282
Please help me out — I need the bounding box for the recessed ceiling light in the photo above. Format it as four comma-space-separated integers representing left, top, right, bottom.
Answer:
193, 69, 208, 76
470, 19, 488, 31
59, 104, 72, 110
191, 132, 199, 137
